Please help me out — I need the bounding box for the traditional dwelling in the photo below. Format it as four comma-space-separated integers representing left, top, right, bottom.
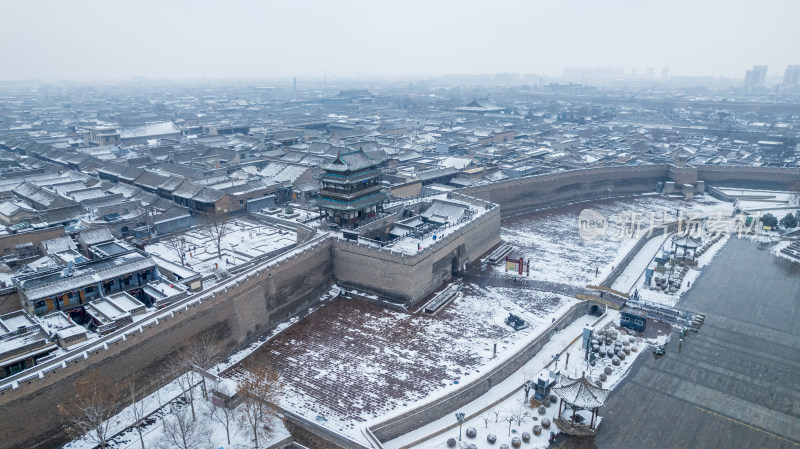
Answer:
314, 148, 389, 226
552, 373, 609, 436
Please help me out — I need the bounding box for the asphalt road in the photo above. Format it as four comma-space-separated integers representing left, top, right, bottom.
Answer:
591, 237, 800, 449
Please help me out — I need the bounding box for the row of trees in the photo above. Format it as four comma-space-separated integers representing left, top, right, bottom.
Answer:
761, 212, 799, 230
162, 219, 231, 265
58, 333, 280, 449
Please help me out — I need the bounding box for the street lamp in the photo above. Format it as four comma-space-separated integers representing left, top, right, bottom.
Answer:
455, 412, 465, 440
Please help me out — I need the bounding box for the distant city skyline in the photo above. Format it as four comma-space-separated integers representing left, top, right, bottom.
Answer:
1, 0, 799, 82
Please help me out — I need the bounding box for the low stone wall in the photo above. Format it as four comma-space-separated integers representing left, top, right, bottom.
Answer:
251, 213, 317, 243
369, 300, 593, 442
284, 411, 367, 449
600, 221, 680, 289
0, 238, 335, 449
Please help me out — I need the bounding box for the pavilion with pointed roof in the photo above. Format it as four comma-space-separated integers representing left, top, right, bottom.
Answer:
313, 148, 389, 226
552, 373, 610, 436
672, 235, 702, 260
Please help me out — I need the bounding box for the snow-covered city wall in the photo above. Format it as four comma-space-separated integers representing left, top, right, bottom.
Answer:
0, 237, 335, 449
461, 165, 671, 217
332, 198, 501, 306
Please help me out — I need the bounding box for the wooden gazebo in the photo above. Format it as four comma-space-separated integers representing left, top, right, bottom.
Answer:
551, 373, 609, 436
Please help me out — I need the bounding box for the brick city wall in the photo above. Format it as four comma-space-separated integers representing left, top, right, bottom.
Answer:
695, 165, 800, 190
0, 239, 334, 449
331, 198, 501, 306
461, 165, 670, 217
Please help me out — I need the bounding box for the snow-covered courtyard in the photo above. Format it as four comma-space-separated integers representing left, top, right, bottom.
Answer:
222, 283, 578, 437
144, 218, 296, 276
499, 195, 733, 286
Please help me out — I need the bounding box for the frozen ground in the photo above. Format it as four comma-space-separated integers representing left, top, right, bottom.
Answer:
60, 287, 345, 449
223, 283, 577, 438
499, 195, 733, 287
144, 218, 296, 276
390, 313, 668, 449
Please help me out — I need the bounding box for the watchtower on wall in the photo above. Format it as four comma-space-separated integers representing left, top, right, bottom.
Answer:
314, 148, 389, 226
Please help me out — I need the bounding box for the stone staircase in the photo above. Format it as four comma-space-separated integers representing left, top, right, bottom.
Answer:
780, 241, 800, 262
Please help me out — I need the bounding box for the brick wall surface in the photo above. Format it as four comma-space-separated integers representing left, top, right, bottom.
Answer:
0, 241, 334, 449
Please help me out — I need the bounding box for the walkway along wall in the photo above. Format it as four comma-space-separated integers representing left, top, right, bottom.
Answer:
0, 237, 335, 449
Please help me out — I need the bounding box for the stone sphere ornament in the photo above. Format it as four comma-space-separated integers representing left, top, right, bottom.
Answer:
533, 424, 543, 435
541, 418, 551, 429
511, 436, 522, 447
487, 434, 497, 444
466, 427, 477, 438
521, 432, 532, 443
538, 406, 547, 415
447, 438, 456, 447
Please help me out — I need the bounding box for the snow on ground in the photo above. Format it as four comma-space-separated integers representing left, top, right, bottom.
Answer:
144, 218, 296, 275
222, 283, 577, 438
635, 234, 730, 308
611, 234, 671, 294
499, 195, 732, 287
62, 286, 345, 449
387, 311, 660, 449
63, 376, 290, 449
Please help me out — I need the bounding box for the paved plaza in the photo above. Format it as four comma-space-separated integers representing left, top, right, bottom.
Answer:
594, 237, 800, 449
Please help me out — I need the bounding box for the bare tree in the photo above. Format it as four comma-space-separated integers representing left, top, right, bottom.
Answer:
504, 414, 515, 436
511, 407, 530, 427
522, 368, 534, 402
206, 379, 238, 446
186, 332, 224, 400
169, 353, 201, 422
162, 236, 189, 266
58, 371, 122, 449
168, 332, 223, 421
127, 377, 150, 449
237, 362, 282, 448
161, 403, 210, 449
481, 411, 491, 429
492, 408, 502, 423
200, 218, 230, 260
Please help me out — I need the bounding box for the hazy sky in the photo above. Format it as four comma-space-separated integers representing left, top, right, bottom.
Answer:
2, 0, 799, 81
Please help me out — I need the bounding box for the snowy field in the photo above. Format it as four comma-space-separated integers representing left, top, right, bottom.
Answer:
389, 312, 669, 449
499, 195, 733, 287
144, 218, 296, 276
222, 283, 578, 437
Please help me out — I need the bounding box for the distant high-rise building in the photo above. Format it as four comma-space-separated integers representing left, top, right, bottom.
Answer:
783, 65, 800, 85
646, 67, 654, 78
661, 67, 669, 79
744, 65, 768, 92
